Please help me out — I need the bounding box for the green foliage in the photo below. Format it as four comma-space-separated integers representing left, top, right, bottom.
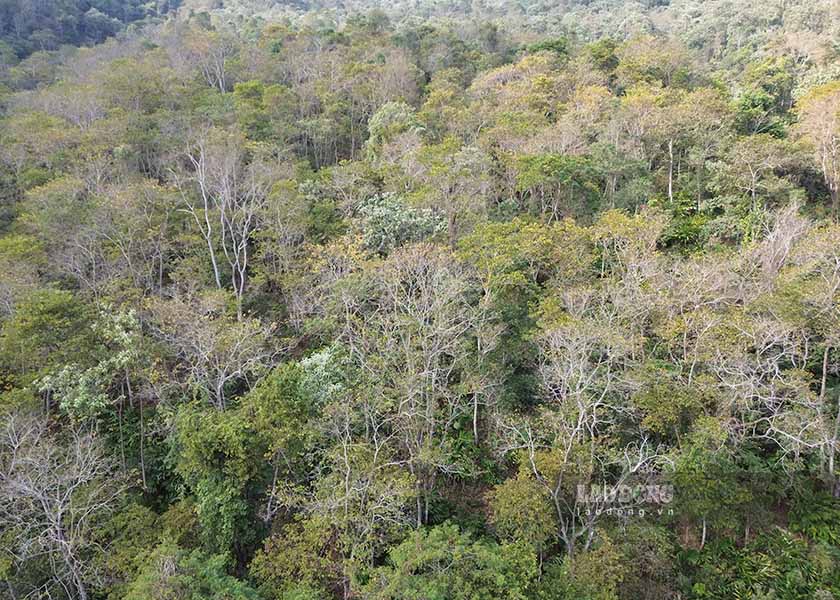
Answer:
526, 38, 569, 57
515, 154, 603, 219
301, 182, 347, 244
654, 191, 712, 250
364, 523, 538, 600
631, 361, 704, 439
735, 58, 796, 137
358, 193, 443, 255
174, 404, 267, 557
670, 418, 762, 540
790, 492, 840, 546
159, 500, 203, 550
250, 516, 336, 599
458, 217, 593, 406
0, 289, 96, 384
614, 524, 678, 600
38, 309, 141, 417
124, 542, 259, 600
588, 38, 619, 73
243, 359, 325, 482
0, 386, 37, 415
95, 502, 161, 600
488, 469, 555, 552
3, 3, 840, 600
366, 101, 424, 159
681, 530, 840, 600
538, 533, 627, 600
0, 0, 165, 59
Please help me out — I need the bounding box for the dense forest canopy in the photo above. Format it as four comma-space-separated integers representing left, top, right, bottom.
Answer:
2, 1, 840, 599
0, 0, 180, 58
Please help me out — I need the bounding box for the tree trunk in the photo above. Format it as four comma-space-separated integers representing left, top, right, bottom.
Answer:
203, 212, 222, 290
696, 159, 704, 210
447, 211, 457, 249
473, 394, 479, 443
416, 493, 423, 527
668, 139, 674, 203
832, 386, 840, 498
126, 369, 147, 491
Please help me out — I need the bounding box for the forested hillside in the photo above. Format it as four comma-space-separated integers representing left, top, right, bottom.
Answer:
0, 0, 179, 59
2, 1, 840, 599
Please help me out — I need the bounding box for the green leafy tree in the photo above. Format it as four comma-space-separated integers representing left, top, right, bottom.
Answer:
515, 153, 603, 220
488, 467, 556, 560
174, 404, 267, 562
364, 523, 538, 600
538, 533, 627, 600
0, 289, 96, 387
414, 137, 492, 247
124, 542, 259, 600
358, 193, 443, 255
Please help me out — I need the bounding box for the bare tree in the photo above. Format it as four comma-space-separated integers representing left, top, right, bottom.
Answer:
147, 291, 278, 410
797, 82, 840, 219
0, 412, 124, 600
341, 244, 489, 525
164, 26, 239, 93
95, 182, 179, 296
314, 396, 415, 600
498, 285, 665, 556
174, 128, 275, 320
753, 222, 840, 495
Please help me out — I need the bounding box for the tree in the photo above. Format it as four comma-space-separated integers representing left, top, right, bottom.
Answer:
514, 153, 602, 220
250, 516, 337, 599
244, 360, 326, 523
357, 193, 443, 256
174, 128, 276, 320
339, 244, 488, 525
179, 27, 239, 94
38, 308, 142, 419
312, 409, 416, 598
93, 502, 162, 600
539, 532, 627, 600
0, 289, 97, 388
20, 176, 107, 296
457, 217, 594, 411
0, 0, 154, 59
94, 181, 180, 296
497, 211, 669, 557
363, 523, 538, 600
615, 35, 692, 89
0, 411, 124, 600
365, 101, 424, 162
252, 350, 416, 600
709, 134, 795, 209
758, 221, 840, 496
124, 542, 259, 600
7, 4, 840, 599
487, 467, 556, 562
678, 87, 734, 208
174, 403, 266, 561
147, 292, 276, 410
0, 235, 44, 316
735, 57, 796, 137
797, 82, 840, 219
670, 418, 753, 549
499, 319, 663, 558
412, 138, 492, 247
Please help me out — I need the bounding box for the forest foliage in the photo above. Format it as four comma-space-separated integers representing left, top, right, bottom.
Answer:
2, 1, 840, 599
